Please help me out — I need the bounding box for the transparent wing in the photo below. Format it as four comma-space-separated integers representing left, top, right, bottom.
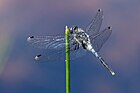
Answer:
27, 35, 79, 50
27, 35, 87, 62
27, 35, 66, 50
91, 27, 112, 52
34, 46, 87, 62
86, 9, 103, 36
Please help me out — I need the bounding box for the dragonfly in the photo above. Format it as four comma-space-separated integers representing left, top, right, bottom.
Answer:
27, 9, 115, 76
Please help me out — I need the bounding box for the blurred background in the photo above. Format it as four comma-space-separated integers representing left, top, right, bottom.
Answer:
0, 0, 140, 93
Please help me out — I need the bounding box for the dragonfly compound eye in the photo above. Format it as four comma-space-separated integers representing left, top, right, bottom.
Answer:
69, 28, 73, 34
73, 26, 78, 30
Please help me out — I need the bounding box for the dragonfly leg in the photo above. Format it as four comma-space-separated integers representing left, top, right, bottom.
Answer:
81, 41, 87, 49
77, 44, 80, 50
72, 40, 77, 45
74, 43, 79, 50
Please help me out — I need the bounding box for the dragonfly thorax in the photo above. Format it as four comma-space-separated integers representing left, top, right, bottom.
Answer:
70, 26, 92, 50
74, 29, 89, 42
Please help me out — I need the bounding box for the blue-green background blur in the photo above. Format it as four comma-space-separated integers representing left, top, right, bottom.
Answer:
0, 0, 140, 93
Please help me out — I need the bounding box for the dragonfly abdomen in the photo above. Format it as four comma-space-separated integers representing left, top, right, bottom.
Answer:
90, 48, 115, 76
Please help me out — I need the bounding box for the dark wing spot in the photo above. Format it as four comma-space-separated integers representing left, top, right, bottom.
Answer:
27, 36, 34, 42
108, 26, 111, 30
35, 54, 42, 60
30, 36, 34, 38
98, 9, 102, 12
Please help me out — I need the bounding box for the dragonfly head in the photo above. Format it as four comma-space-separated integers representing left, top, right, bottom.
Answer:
69, 25, 78, 34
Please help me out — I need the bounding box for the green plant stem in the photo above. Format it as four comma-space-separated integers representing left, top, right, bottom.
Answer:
65, 26, 70, 93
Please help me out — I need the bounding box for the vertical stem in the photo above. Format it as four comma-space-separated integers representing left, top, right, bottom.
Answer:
65, 26, 70, 93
